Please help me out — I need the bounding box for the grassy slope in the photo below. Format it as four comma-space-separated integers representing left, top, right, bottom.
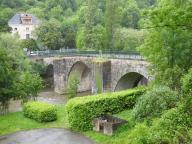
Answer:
0, 106, 135, 144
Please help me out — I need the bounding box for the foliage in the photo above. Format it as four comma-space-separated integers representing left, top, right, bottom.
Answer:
21, 39, 38, 51
30, 62, 47, 76
105, 0, 118, 50
23, 101, 57, 122
67, 73, 80, 99
17, 72, 43, 103
0, 8, 14, 32
133, 85, 178, 121
35, 19, 64, 50
140, 0, 192, 89
126, 123, 151, 144
66, 88, 146, 131
181, 68, 192, 95
0, 48, 17, 115
0, 33, 43, 114
61, 17, 78, 49
76, 25, 107, 50
147, 107, 190, 144
0, 33, 28, 114
0, 105, 67, 135
114, 28, 145, 51
120, 0, 140, 28
0, 0, 156, 51
95, 71, 103, 94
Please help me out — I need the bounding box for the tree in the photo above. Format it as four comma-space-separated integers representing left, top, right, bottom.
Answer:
21, 39, 38, 52
84, 0, 99, 49
35, 19, 64, 50
114, 28, 145, 51
67, 73, 80, 99
140, 0, 192, 89
120, 0, 140, 28
17, 72, 43, 103
61, 16, 78, 49
76, 25, 107, 50
0, 8, 14, 32
105, 0, 118, 50
0, 33, 43, 114
0, 48, 18, 115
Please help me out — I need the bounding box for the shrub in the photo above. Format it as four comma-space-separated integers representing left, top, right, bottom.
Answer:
148, 106, 192, 144
67, 73, 80, 99
125, 123, 151, 144
181, 68, 192, 95
66, 88, 146, 131
23, 101, 57, 122
133, 85, 178, 121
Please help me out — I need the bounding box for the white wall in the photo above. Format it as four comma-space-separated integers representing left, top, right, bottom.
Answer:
9, 24, 38, 40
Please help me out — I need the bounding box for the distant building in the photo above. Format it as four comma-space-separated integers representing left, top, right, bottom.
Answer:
8, 13, 40, 40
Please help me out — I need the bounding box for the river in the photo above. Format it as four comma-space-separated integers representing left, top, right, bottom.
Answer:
9, 89, 91, 112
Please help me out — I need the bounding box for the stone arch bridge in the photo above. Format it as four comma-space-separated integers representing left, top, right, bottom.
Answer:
35, 56, 149, 94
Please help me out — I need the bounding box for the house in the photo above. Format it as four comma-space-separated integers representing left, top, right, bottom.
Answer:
8, 13, 40, 40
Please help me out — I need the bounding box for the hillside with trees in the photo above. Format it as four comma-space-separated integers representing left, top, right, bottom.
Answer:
0, 0, 156, 51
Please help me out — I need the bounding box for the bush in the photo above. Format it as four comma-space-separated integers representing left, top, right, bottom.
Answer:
133, 85, 178, 121
67, 73, 80, 99
181, 68, 192, 95
66, 88, 146, 131
148, 106, 192, 144
126, 123, 151, 144
23, 101, 57, 122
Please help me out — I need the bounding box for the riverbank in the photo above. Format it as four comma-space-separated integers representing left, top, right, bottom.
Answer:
0, 104, 133, 144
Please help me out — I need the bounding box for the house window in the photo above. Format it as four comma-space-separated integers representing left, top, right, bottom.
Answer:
14, 28, 17, 31
26, 27, 29, 31
26, 34, 30, 39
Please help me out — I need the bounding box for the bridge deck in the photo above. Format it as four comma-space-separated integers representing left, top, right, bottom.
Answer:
28, 50, 145, 60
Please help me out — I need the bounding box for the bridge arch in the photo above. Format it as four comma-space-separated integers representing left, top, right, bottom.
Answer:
45, 64, 54, 88
114, 72, 148, 92
68, 61, 92, 92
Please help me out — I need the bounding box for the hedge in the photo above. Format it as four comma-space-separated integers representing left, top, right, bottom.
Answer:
66, 88, 146, 131
23, 101, 57, 122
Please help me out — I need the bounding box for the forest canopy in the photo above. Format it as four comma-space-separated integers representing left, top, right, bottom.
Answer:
0, 0, 156, 51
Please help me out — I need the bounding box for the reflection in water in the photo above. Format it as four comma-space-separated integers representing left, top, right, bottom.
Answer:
9, 89, 91, 112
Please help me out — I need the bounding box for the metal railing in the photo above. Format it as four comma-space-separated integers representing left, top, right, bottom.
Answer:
28, 49, 144, 60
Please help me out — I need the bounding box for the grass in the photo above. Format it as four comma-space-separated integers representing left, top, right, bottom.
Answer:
84, 109, 136, 144
0, 105, 68, 135
0, 105, 137, 144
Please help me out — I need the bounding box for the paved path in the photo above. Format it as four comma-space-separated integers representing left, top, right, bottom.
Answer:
0, 128, 94, 144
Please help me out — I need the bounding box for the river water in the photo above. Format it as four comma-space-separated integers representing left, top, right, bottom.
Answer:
9, 89, 91, 112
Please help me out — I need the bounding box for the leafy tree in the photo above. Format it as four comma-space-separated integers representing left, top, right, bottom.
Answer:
35, 19, 64, 50
105, 0, 119, 50
0, 33, 30, 71
27, 7, 45, 19
17, 72, 43, 103
140, 0, 192, 89
61, 16, 78, 49
67, 73, 80, 99
76, 25, 107, 50
136, 0, 156, 9
0, 48, 18, 115
120, 0, 140, 28
181, 68, 192, 95
21, 39, 38, 52
114, 28, 145, 51
0, 8, 14, 32
84, 0, 99, 49
0, 33, 43, 114
133, 85, 178, 121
